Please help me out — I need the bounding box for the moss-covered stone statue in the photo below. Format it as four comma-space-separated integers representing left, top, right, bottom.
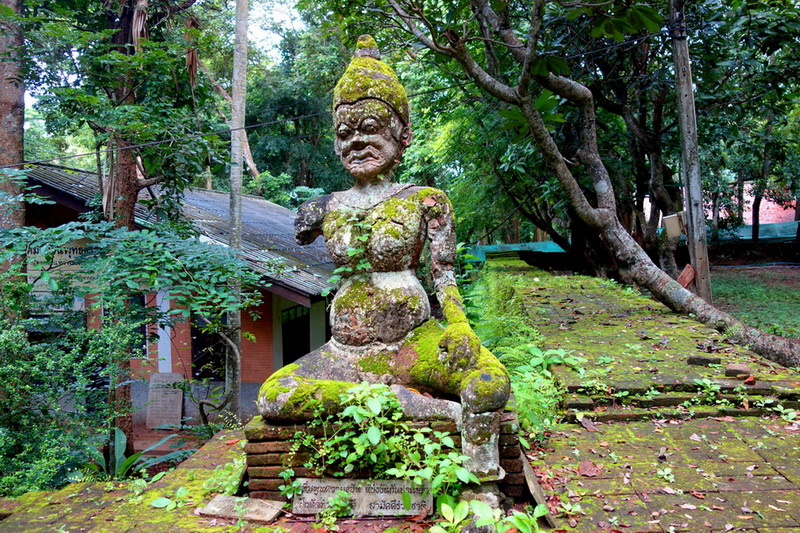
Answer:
257, 35, 510, 479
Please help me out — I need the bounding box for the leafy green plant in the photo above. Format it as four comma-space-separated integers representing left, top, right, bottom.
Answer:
656, 467, 675, 483
150, 486, 193, 511
278, 468, 303, 499
429, 500, 472, 533
202, 457, 245, 497
471, 500, 549, 533
693, 378, 724, 405
79, 428, 186, 481
322, 213, 373, 296
287, 382, 477, 498
0, 216, 267, 496
315, 490, 353, 531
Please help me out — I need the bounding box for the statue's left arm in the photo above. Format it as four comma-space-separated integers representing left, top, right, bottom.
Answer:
422, 189, 469, 325
295, 194, 332, 245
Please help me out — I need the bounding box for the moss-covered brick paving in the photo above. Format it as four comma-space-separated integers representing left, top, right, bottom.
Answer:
506, 259, 800, 532
4, 260, 800, 532
0, 430, 263, 532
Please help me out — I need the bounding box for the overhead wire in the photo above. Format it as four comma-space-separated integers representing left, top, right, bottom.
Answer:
7, 28, 668, 171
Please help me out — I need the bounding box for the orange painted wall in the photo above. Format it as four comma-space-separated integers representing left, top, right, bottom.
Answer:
242, 291, 274, 383
171, 311, 194, 378
131, 292, 160, 379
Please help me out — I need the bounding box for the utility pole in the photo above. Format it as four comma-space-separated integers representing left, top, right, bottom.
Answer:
227, 0, 248, 418
670, 0, 712, 303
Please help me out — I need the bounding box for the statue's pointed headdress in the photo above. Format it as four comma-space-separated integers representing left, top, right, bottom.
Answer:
333, 35, 410, 125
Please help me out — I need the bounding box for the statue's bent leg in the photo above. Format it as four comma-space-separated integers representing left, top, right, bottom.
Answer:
256, 342, 360, 423
404, 321, 511, 479
458, 346, 510, 480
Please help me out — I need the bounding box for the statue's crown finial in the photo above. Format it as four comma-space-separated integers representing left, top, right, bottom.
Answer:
333, 34, 409, 125
355, 34, 381, 59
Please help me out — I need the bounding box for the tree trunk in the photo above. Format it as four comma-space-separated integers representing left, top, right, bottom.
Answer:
384, 0, 800, 367
670, 0, 712, 303
226, 0, 248, 420
752, 193, 762, 243
0, 0, 25, 230
199, 59, 260, 179
737, 170, 746, 222
710, 189, 720, 245
754, 112, 774, 244
605, 220, 800, 366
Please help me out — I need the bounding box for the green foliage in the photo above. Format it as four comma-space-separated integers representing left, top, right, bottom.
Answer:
430, 499, 549, 533
78, 428, 189, 482
712, 269, 800, 338
23, 4, 227, 211
245, 23, 350, 195
286, 382, 477, 498
278, 468, 303, 499
202, 457, 245, 497
322, 213, 373, 296
0, 217, 266, 496
468, 265, 564, 435
315, 490, 353, 531
150, 487, 193, 511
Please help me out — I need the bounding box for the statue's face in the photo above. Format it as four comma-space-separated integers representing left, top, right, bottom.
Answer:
334, 99, 408, 181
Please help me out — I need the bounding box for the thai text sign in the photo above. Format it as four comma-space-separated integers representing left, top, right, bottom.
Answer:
292, 478, 431, 517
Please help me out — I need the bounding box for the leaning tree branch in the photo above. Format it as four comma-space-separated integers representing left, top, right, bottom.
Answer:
539, 74, 617, 211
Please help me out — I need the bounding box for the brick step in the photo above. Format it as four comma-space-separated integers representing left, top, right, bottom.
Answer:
563, 403, 776, 424
562, 392, 800, 412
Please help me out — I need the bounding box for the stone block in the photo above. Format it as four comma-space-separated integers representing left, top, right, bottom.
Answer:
725, 363, 751, 378
500, 458, 523, 474
246, 453, 285, 467
248, 466, 316, 478
249, 490, 288, 502
244, 441, 294, 454
687, 355, 722, 366
247, 478, 284, 491
499, 434, 520, 446
500, 445, 521, 459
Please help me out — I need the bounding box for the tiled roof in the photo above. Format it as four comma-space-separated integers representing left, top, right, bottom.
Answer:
24, 163, 333, 298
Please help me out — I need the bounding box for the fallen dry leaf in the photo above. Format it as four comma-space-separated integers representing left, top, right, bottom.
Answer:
580, 417, 603, 433
745, 465, 758, 471
712, 505, 725, 510
769, 505, 787, 512
225, 438, 240, 445
689, 434, 702, 442
662, 487, 676, 494
578, 459, 602, 477
679, 504, 697, 510
690, 491, 705, 499
738, 515, 754, 520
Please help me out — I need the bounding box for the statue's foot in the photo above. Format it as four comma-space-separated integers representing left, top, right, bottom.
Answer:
462, 411, 505, 481
390, 385, 461, 422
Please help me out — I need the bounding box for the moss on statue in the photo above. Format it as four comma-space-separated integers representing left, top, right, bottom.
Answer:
280, 378, 351, 418
334, 35, 409, 123
441, 284, 468, 324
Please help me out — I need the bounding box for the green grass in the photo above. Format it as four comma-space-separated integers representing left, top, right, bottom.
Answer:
711, 267, 800, 338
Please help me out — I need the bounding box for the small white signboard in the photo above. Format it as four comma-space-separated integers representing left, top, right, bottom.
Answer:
292, 478, 432, 517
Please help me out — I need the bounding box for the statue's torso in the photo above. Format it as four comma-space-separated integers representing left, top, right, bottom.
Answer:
322, 188, 430, 346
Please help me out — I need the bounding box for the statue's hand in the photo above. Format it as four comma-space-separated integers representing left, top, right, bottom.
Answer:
438, 322, 481, 373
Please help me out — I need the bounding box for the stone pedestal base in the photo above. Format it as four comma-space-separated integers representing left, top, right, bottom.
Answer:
244, 405, 528, 502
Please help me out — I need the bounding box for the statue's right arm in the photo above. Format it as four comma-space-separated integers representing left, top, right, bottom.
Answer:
295, 194, 333, 245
